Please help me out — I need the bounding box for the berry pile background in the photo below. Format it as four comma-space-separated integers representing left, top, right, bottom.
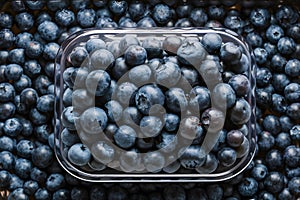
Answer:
0, 0, 300, 199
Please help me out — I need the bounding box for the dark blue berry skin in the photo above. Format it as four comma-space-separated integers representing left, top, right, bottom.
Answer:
290, 125, 300, 142
128, 1, 146, 21
0, 151, 15, 170
0, 83, 15, 103
3, 117, 22, 137
253, 48, 268, 65
0, 170, 11, 188
277, 37, 296, 55
0, 102, 16, 120
250, 8, 270, 28
217, 147, 237, 167
20, 88, 38, 108
52, 189, 71, 200
190, 7, 208, 27
69, 47, 89, 67
43, 42, 59, 60
271, 93, 287, 114
266, 149, 283, 171
283, 145, 300, 168
14, 158, 32, 179
96, 7, 112, 18
108, 0, 128, 16
55, 9, 75, 27
24, 60, 41, 79
137, 16, 157, 27
30, 167, 47, 185
228, 75, 250, 97
25, 41, 44, 59
29, 108, 50, 125
275, 5, 299, 29
24, 0, 45, 10
262, 115, 281, 135
220, 42, 242, 65
124, 45, 147, 66
264, 171, 285, 194
284, 83, 300, 103
152, 4, 172, 25
212, 83, 236, 109
13, 74, 32, 92
8, 174, 24, 191
287, 23, 300, 42
224, 15, 243, 33
85, 38, 106, 53
34, 75, 52, 95
114, 125, 136, 149
278, 188, 294, 200
266, 25, 284, 44
272, 73, 290, 93
31, 145, 53, 169
68, 143, 91, 166
258, 131, 275, 152
246, 32, 263, 48
288, 177, 300, 197
0, 29, 15, 49
36, 11, 52, 26
8, 188, 29, 200
285, 59, 300, 78
5, 63, 23, 82
286, 102, 300, 120
0, 51, 8, 64
86, 69, 111, 96
271, 54, 286, 72
201, 33, 222, 54
44, 62, 55, 78
0, 12, 13, 28
37, 21, 60, 41
255, 87, 272, 109
16, 139, 35, 159
46, 173, 66, 192
77, 8, 96, 28
238, 177, 258, 197
23, 180, 39, 196
8, 48, 25, 65
71, 0, 89, 11
95, 17, 118, 28
166, 87, 188, 114
207, 5, 225, 20
251, 163, 268, 181
15, 12, 34, 31
163, 113, 180, 132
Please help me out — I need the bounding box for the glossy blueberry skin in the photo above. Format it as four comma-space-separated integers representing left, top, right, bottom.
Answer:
180, 66, 200, 87
85, 38, 106, 53
114, 125, 136, 149
86, 69, 111, 96
24, 60, 41, 79
108, 0, 128, 16
0, 102, 16, 121
266, 25, 284, 44
253, 47, 268, 65
0, 83, 15, 103
0, 51, 8, 65
163, 113, 180, 132
14, 158, 32, 179
119, 16, 137, 28
25, 41, 44, 59
217, 147, 237, 167
264, 171, 285, 194
30, 167, 47, 185
8, 174, 24, 192
37, 21, 60, 41
121, 106, 142, 126
43, 42, 60, 60
212, 83, 236, 109
95, 17, 118, 28
0, 12, 13, 28
166, 87, 188, 114
224, 15, 243, 33
288, 177, 300, 196
8, 188, 29, 200
275, 5, 299, 28
68, 143, 91, 166
128, 1, 146, 21
238, 177, 258, 197
15, 12, 34, 31
5, 63, 23, 81
23, 180, 39, 196
137, 16, 157, 27
283, 145, 300, 168
271, 93, 287, 114
272, 73, 290, 93
79, 107, 108, 134
0, 151, 15, 170
33, 124, 52, 144
189, 7, 208, 27
270, 54, 286, 72
36, 94, 54, 113
124, 45, 147, 66
277, 37, 296, 55
246, 32, 263, 48
284, 83, 300, 103
290, 125, 300, 142
285, 59, 300, 77
230, 98, 251, 125
207, 5, 225, 20
31, 145, 53, 169
77, 8, 96, 28
226, 130, 244, 148
251, 163, 268, 181
286, 103, 300, 120
8, 48, 25, 65
287, 23, 300, 41
3, 117, 22, 137
46, 173, 66, 192
16, 140, 35, 159
152, 4, 172, 25
202, 33, 222, 54
262, 115, 281, 135
0, 29, 15, 49
0, 169, 12, 188
220, 42, 242, 65
69, 47, 89, 67
135, 84, 165, 115
250, 8, 270, 28
55, 9, 75, 27
266, 149, 283, 171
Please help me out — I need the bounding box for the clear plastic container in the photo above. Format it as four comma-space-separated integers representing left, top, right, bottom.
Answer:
54, 28, 256, 182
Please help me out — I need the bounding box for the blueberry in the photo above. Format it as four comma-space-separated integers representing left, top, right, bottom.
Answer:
36, 11, 52, 25
128, 1, 146, 21
163, 185, 186, 200
79, 107, 108, 134
264, 171, 284, 194
288, 177, 300, 196
142, 37, 163, 59
67, 143, 91, 167
95, 17, 118, 28
108, 0, 128, 16
277, 37, 296, 55
3, 117, 22, 137
8, 188, 29, 200
212, 83, 236, 109
16, 139, 35, 159
37, 21, 60, 41
253, 47, 268, 65
224, 15, 243, 33
0, 29, 15, 49
9, 174, 24, 191
55, 9, 75, 27
121, 106, 142, 126
114, 125, 136, 149
23, 180, 39, 196
251, 163, 268, 181
90, 49, 115, 70
114, 81, 137, 106
284, 83, 300, 103
246, 32, 263, 48
163, 113, 180, 132
15, 12, 34, 31
91, 141, 115, 165
31, 145, 53, 170
43, 42, 60, 60
202, 33, 222, 54
220, 42, 242, 65
0, 12, 13, 28
278, 188, 295, 200
30, 167, 47, 185
0, 83, 15, 102
290, 125, 300, 142
250, 8, 270, 28
272, 73, 290, 93
207, 5, 225, 20
34, 188, 51, 200
162, 36, 182, 55
24, 60, 42, 79
143, 151, 165, 172
14, 158, 32, 179
5, 63, 23, 81
179, 116, 203, 140
238, 177, 258, 197
179, 145, 206, 169
71, 187, 89, 200
46, 173, 66, 192
154, 61, 181, 88
85, 38, 106, 53
0, 151, 15, 170
152, 4, 172, 25
85, 69, 111, 96
33, 124, 52, 143
262, 115, 281, 135
283, 145, 300, 168
104, 100, 123, 122
0, 51, 8, 65
285, 59, 300, 77
165, 87, 188, 113
266, 149, 283, 171
177, 40, 206, 67
287, 23, 300, 41
137, 16, 157, 27
286, 102, 300, 120
190, 7, 208, 26
124, 45, 147, 66
140, 116, 163, 137
270, 54, 286, 72
118, 16, 137, 28
69, 47, 88, 67
218, 147, 237, 167
135, 84, 164, 115
77, 8, 96, 28
71, 0, 89, 10
52, 189, 71, 200
266, 25, 284, 44
0, 170, 11, 188
128, 64, 152, 85
72, 89, 94, 113
275, 5, 299, 28
119, 150, 143, 172
36, 94, 54, 113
